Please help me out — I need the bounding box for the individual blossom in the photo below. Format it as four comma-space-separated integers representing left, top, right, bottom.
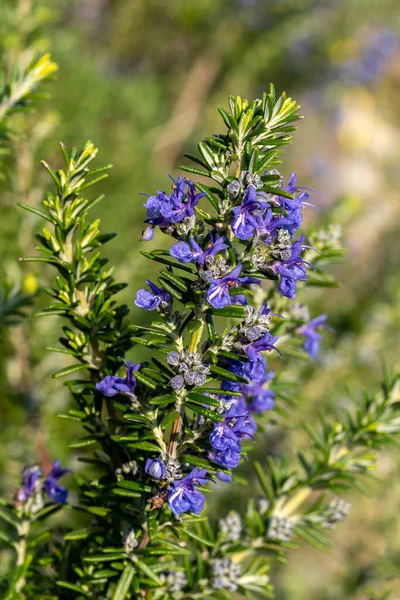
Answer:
43, 460, 71, 504
142, 177, 205, 240
145, 458, 168, 480
273, 235, 311, 299
244, 332, 281, 381
16, 465, 42, 503
170, 235, 228, 265
135, 280, 171, 311
96, 359, 140, 398
168, 468, 209, 516
231, 184, 270, 240
274, 173, 314, 237
207, 264, 260, 309
297, 314, 328, 358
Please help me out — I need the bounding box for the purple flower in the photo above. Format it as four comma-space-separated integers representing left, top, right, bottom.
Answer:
298, 314, 328, 358
275, 174, 314, 237
223, 371, 275, 414
142, 177, 205, 240
135, 280, 171, 311
244, 333, 281, 381
43, 460, 71, 504
170, 235, 228, 265
96, 360, 140, 397
231, 185, 271, 240
145, 458, 168, 480
207, 265, 260, 309
16, 465, 42, 503
209, 402, 254, 469
273, 236, 310, 299
168, 468, 209, 516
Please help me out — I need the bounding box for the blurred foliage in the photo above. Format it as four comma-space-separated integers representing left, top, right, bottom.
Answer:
0, 0, 400, 598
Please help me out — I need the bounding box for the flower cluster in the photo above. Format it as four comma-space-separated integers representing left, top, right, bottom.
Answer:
141, 176, 205, 241
15, 461, 70, 509
166, 350, 210, 390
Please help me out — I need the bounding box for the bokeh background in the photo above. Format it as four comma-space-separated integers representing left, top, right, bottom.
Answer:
1, 0, 400, 598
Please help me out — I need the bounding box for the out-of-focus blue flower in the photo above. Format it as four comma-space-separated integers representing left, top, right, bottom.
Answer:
298, 314, 328, 358
170, 235, 228, 265
223, 371, 275, 414
168, 468, 208, 516
142, 177, 205, 240
16, 465, 42, 503
231, 185, 271, 240
135, 280, 171, 311
96, 360, 140, 397
273, 235, 310, 298
145, 458, 168, 480
43, 460, 71, 504
207, 265, 260, 309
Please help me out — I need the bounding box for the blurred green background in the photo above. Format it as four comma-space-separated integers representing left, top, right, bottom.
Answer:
1, 0, 400, 598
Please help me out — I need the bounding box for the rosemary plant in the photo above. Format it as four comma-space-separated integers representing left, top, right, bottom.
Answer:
1, 87, 399, 599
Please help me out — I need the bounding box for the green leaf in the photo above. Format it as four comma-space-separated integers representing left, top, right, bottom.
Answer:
149, 394, 176, 406
84, 553, 126, 563
159, 269, 191, 292
209, 364, 247, 383
64, 527, 100, 541
53, 363, 91, 378
112, 488, 142, 499
210, 306, 247, 318
112, 564, 135, 600
117, 480, 152, 493
139, 251, 194, 273
86, 506, 113, 518
69, 437, 99, 449
186, 391, 221, 408
193, 386, 242, 397
0, 508, 18, 528
185, 402, 224, 422
180, 454, 230, 475
182, 528, 214, 548
56, 581, 89, 595
17, 202, 53, 223
135, 371, 158, 390
135, 559, 161, 584
127, 441, 161, 452
160, 409, 181, 429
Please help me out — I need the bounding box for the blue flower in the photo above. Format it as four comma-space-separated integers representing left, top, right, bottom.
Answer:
222, 371, 275, 414
275, 174, 314, 237
43, 460, 71, 504
96, 360, 140, 397
298, 314, 328, 358
145, 458, 168, 480
170, 235, 228, 265
16, 465, 42, 503
142, 177, 205, 240
273, 235, 310, 299
244, 333, 281, 381
135, 280, 171, 311
207, 265, 260, 309
209, 402, 254, 469
231, 185, 271, 240
168, 468, 209, 516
